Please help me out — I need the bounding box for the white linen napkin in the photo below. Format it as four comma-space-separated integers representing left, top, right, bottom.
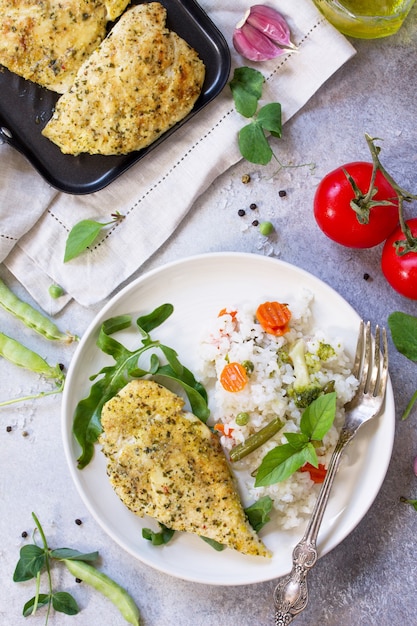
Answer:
0, 0, 356, 311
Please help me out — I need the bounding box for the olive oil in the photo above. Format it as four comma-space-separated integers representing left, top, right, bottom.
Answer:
313, 0, 415, 38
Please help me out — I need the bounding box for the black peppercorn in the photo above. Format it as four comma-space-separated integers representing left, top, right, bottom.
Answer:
75, 518, 82, 526
250, 203, 257, 210
238, 209, 246, 217
279, 190, 287, 197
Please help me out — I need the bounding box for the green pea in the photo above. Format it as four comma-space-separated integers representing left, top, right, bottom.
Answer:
236, 412, 250, 426
258, 221, 274, 236
63, 559, 140, 626
49, 284, 65, 299
242, 360, 254, 374
0, 278, 77, 343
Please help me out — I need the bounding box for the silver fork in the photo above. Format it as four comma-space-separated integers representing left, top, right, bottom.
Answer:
273, 320, 389, 625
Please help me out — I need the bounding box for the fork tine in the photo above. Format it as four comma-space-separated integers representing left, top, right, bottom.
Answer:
368, 325, 381, 396
378, 327, 389, 400
357, 321, 372, 395
351, 319, 364, 379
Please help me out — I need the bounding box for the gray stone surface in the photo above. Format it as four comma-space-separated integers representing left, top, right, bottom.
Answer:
1, 7, 417, 625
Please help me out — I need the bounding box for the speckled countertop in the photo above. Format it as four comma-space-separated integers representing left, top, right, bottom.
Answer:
1, 6, 417, 626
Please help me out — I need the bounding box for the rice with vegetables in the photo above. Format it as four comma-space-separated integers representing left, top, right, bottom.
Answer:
199, 289, 358, 530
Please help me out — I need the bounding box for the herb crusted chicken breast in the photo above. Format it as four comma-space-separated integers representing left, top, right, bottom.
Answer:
41, 2, 206, 155
0, 0, 131, 93
99, 379, 270, 557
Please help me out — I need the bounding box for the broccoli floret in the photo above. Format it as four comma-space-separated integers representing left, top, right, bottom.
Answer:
291, 385, 322, 408
288, 339, 322, 408
317, 342, 337, 362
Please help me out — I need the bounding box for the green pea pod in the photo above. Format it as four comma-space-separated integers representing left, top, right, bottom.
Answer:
0, 278, 77, 342
63, 559, 140, 626
0, 332, 64, 381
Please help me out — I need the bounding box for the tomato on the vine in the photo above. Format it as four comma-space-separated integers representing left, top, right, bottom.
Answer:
314, 162, 399, 248
381, 218, 417, 300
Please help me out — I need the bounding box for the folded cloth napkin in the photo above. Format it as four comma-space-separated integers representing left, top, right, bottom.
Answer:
0, 0, 355, 312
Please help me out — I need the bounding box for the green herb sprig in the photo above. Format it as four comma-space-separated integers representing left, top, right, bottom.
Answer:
230, 66, 282, 165
13, 513, 140, 625
73, 303, 209, 469
388, 311, 417, 420
254, 392, 337, 486
64, 212, 125, 262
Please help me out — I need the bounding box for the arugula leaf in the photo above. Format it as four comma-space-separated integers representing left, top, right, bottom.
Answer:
72, 304, 209, 469
137, 303, 174, 335
388, 311, 417, 361
200, 537, 226, 551
142, 523, 175, 545
244, 496, 273, 532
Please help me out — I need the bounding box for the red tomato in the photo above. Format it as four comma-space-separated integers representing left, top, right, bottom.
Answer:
381, 218, 417, 300
314, 162, 399, 248
299, 463, 326, 484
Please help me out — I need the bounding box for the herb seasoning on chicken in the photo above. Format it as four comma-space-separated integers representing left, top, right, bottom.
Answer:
99, 379, 270, 557
42, 2, 206, 155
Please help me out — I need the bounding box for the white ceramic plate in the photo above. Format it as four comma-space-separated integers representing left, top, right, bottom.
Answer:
61, 252, 395, 586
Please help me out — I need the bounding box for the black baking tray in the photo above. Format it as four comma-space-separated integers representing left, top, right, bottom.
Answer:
0, 0, 231, 194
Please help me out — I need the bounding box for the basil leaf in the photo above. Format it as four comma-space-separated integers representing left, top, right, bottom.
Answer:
257, 102, 282, 137
230, 66, 264, 118
388, 311, 417, 361
64, 219, 106, 263
238, 122, 273, 165
23, 594, 50, 616
244, 496, 273, 532
284, 432, 309, 450
13, 545, 46, 582
52, 591, 79, 615
300, 392, 337, 441
255, 444, 311, 486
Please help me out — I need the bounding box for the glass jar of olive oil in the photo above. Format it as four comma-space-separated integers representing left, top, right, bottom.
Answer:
313, 0, 415, 38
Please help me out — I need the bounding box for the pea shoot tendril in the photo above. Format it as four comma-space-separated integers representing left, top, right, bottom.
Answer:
13, 512, 140, 625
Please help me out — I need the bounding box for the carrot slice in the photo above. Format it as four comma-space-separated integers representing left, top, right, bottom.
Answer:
218, 308, 237, 319
219, 362, 248, 392
256, 301, 291, 335
214, 423, 234, 437
299, 463, 327, 483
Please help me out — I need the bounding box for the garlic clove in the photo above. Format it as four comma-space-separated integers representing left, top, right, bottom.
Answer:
246, 4, 296, 49
233, 22, 286, 62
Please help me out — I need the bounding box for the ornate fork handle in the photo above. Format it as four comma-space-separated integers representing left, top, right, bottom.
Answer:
274, 426, 355, 625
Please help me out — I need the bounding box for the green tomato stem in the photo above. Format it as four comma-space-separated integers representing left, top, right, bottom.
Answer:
364, 133, 417, 252
401, 388, 417, 420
